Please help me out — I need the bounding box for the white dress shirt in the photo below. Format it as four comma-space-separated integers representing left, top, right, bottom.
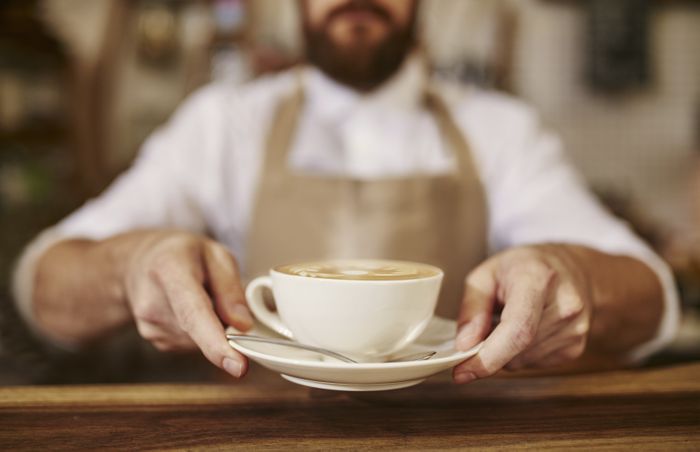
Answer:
12, 56, 679, 361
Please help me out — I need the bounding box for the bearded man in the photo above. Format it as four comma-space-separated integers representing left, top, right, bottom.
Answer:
14, 0, 678, 383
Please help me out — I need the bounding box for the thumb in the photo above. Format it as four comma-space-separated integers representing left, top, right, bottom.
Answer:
456, 260, 497, 351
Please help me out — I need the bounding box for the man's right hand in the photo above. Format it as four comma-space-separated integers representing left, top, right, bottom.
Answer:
124, 231, 253, 377
33, 230, 253, 378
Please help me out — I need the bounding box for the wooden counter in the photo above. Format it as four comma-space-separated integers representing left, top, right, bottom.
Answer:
1, 362, 699, 450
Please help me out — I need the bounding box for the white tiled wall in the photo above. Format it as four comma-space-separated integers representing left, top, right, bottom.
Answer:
509, 1, 699, 232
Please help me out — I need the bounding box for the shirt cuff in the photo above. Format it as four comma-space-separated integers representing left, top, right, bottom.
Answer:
624, 248, 681, 364
11, 227, 79, 350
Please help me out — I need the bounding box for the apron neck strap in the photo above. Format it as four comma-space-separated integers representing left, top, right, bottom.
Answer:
423, 87, 478, 178
262, 71, 306, 174
263, 67, 477, 180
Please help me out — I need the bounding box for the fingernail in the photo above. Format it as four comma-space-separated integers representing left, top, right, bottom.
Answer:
454, 371, 477, 384
231, 304, 254, 329
223, 357, 244, 378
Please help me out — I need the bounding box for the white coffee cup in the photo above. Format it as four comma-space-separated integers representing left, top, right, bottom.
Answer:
245, 259, 443, 360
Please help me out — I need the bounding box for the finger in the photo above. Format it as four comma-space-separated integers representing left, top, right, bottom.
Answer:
151, 338, 197, 353
453, 262, 555, 384
135, 319, 195, 351
529, 281, 583, 348
130, 283, 190, 341
135, 300, 196, 351
203, 241, 253, 331
134, 291, 182, 332
508, 314, 588, 370
155, 263, 248, 378
530, 337, 587, 368
456, 262, 498, 351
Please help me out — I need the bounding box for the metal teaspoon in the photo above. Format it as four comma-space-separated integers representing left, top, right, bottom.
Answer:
226, 334, 436, 364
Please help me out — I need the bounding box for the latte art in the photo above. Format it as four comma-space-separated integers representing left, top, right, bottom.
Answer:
275, 260, 441, 281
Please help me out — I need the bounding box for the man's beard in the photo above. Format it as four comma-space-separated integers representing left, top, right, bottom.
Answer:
303, 5, 417, 91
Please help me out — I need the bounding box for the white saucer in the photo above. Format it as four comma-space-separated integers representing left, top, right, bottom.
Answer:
280, 375, 426, 392
226, 316, 482, 391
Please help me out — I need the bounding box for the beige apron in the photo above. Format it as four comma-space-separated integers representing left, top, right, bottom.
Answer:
246, 72, 488, 318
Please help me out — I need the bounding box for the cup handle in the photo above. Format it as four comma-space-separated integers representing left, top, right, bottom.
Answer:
245, 276, 294, 338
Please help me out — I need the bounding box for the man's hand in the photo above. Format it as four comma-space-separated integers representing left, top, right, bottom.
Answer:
452, 245, 597, 384
124, 231, 253, 377
34, 230, 253, 378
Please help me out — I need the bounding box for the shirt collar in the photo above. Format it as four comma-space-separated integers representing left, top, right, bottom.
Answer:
302, 51, 427, 122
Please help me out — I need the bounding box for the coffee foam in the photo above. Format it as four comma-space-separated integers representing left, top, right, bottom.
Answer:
275, 260, 441, 281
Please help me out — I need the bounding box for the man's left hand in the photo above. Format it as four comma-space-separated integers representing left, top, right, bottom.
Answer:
452, 245, 593, 384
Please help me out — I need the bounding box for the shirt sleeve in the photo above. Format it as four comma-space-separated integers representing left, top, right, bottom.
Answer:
479, 99, 680, 363
11, 88, 215, 338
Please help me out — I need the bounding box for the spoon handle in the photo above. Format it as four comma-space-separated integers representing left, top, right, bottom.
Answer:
226, 334, 358, 363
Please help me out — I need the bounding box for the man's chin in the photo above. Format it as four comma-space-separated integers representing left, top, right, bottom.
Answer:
304, 25, 415, 91
331, 42, 382, 63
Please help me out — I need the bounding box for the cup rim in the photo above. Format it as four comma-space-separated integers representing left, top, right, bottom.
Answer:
270, 259, 444, 284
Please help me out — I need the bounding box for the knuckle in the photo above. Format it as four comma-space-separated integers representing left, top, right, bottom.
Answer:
135, 322, 157, 341
561, 337, 587, 360
464, 268, 484, 286
574, 319, 590, 337
161, 232, 199, 249
514, 257, 557, 287
553, 278, 587, 322
511, 247, 540, 261
149, 255, 179, 282
528, 258, 551, 274
512, 323, 536, 351
538, 264, 558, 286
479, 364, 498, 377
456, 358, 496, 380
560, 297, 585, 321
152, 340, 175, 352
209, 240, 235, 261
176, 306, 198, 333
480, 358, 507, 378
561, 343, 585, 361
149, 252, 203, 284
132, 303, 160, 324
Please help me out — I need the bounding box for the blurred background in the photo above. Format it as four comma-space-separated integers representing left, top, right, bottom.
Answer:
0, 0, 698, 383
